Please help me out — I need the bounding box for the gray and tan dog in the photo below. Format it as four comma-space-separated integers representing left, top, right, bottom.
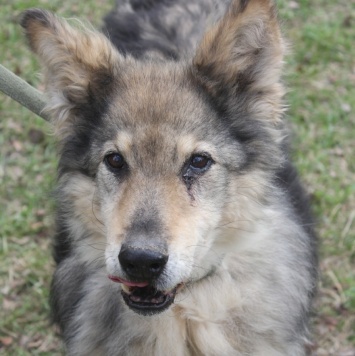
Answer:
21, 0, 318, 354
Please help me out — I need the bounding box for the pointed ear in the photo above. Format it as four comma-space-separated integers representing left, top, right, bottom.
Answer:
21, 9, 122, 137
192, 0, 286, 122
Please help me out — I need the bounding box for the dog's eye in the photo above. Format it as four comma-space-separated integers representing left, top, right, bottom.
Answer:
189, 154, 212, 171
183, 154, 213, 188
105, 152, 125, 170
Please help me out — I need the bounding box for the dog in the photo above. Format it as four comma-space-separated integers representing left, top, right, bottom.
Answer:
21, 0, 318, 354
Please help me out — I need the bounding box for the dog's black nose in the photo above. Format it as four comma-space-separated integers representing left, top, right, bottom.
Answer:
118, 245, 168, 280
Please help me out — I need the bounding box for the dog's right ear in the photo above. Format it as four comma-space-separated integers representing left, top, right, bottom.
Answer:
21, 9, 122, 138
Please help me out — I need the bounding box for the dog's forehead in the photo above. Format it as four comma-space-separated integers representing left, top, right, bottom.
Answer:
110, 63, 206, 127
105, 63, 220, 158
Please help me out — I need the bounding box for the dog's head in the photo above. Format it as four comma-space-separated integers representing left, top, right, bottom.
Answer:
22, 0, 285, 315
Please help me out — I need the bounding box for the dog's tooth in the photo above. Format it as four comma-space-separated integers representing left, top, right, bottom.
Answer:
121, 284, 131, 294
130, 295, 142, 303
151, 295, 165, 304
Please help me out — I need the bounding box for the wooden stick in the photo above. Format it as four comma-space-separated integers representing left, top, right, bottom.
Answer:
0, 64, 49, 121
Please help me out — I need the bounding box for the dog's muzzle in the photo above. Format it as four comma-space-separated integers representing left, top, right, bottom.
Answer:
108, 245, 180, 315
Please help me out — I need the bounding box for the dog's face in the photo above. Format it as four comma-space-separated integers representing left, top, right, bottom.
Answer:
97, 67, 243, 313
97, 73, 234, 311
22, 0, 285, 315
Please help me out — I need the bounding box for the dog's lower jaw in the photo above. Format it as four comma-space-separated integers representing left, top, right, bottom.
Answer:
121, 284, 181, 315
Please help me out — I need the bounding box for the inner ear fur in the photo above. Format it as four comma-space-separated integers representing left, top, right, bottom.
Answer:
21, 9, 122, 137
192, 0, 286, 123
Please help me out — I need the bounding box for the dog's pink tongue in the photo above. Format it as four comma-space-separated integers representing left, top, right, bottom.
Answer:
108, 275, 148, 287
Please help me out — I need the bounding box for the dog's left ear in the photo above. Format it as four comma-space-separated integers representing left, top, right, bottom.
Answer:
192, 0, 285, 123
21, 9, 122, 138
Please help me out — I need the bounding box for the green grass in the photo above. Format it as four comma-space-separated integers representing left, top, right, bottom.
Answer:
1, 0, 354, 354
277, 0, 355, 352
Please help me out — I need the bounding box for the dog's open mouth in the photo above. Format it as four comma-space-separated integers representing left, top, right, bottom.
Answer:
121, 284, 178, 315
108, 275, 179, 315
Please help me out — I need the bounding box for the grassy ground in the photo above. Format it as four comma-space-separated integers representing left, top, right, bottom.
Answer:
0, 0, 354, 355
